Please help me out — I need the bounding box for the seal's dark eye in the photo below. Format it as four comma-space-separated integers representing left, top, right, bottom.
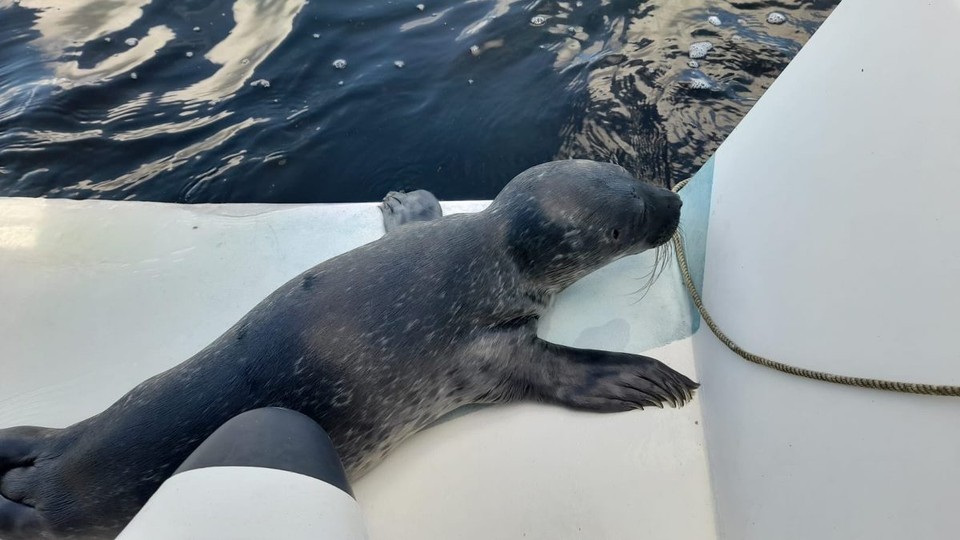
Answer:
611, 228, 620, 240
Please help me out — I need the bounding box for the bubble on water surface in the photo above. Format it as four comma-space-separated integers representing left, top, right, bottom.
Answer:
689, 41, 712, 59
766, 12, 786, 25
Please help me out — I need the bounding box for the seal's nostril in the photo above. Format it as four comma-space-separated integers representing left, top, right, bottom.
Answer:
657, 189, 682, 210
661, 194, 681, 211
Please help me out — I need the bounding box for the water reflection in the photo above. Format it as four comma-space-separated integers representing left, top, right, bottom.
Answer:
457, 0, 524, 39
0, 0, 838, 202
15, 0, 153, 54
401, 6, 456, 33
56, 25, 175, 88
549, 0, 838, 185
71, 117, 267, 194
1, 0, 310, 198
112, 111, 233, 142
161, 0, 306, 104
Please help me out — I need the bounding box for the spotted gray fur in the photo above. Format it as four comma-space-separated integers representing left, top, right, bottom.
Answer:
0, 159, 696, 539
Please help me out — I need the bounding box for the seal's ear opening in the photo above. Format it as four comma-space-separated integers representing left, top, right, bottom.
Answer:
503, 196, 573, 275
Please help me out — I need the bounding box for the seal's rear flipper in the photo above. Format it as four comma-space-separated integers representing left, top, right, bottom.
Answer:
0, 426, 50, 469
380, 190, 443, 233
0, 426, 55, 539
0, 494, 46, 539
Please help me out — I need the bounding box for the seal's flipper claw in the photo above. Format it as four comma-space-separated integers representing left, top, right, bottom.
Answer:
380, 189, 443, 233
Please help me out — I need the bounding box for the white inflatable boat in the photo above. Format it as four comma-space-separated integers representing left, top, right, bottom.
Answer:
1, 0, 958, 537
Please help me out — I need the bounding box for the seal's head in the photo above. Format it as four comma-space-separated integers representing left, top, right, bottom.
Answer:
489, 159, 681, 290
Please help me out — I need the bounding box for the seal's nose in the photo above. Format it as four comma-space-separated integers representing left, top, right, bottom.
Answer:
645, 189, 682, 247
658, 189, 682, 211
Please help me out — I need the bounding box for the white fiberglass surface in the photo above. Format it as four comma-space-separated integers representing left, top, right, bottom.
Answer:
695, 0, 960, 538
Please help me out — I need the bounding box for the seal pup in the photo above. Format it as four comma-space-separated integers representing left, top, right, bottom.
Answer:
0, 159, 696, 539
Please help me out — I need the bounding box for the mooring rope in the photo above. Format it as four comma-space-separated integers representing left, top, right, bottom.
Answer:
670, 178, 960, 397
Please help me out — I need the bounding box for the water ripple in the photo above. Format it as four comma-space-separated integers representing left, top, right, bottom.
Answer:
0, 0, 838, 202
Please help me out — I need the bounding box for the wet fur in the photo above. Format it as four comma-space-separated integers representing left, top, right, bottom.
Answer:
0, 160, 696, 539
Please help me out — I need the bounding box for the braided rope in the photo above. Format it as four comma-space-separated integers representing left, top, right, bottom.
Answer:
670, 178, 960, 397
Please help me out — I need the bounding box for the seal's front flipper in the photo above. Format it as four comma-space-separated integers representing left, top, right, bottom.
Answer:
519, 338, 699, 412
380, 190, 443, 233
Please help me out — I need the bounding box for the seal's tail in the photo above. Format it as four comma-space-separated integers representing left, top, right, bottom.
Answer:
0, 426, 54, 538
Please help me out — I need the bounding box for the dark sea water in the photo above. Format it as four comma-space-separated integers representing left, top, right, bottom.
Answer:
0, 0, 838, 203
